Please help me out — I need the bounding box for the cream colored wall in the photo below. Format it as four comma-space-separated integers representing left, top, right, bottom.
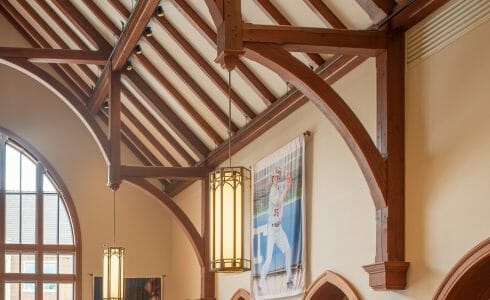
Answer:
169, 19, 490, 300
0, 15, 173, 299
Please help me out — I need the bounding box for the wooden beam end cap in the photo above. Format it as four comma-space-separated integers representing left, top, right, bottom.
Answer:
363, 261, 409, 290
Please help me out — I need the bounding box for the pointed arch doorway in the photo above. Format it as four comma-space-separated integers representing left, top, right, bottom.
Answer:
434, 238, 490, 299
304, 271, 360, 300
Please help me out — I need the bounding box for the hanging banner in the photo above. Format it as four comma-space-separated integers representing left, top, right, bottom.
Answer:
252, 136, 306, 299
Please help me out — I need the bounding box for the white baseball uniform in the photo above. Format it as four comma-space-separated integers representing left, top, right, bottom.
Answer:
259, 181, 292, 289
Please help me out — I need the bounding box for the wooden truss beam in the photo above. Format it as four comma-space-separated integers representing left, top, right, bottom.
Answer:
389, 0, 451, 30
303, 0, 347, 29
242, 24, 388, 56
87, 0, 159, 113
120, 166, 210, 180
0, 47, 107, 64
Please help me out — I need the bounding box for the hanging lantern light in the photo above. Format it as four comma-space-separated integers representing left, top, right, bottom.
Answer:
209, 70, 251, 273
103, 191, 125, 299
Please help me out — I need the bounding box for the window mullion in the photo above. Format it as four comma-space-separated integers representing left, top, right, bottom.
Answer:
36, 163, 43, 300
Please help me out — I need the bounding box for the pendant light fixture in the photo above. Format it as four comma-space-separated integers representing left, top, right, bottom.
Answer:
103, 190, 125, 299
209, 70, 251, 273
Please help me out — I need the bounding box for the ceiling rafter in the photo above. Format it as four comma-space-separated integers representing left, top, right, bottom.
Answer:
252, 0, 325, 67
87, 0, 159, 113
121, 105, 181, 167
122, 88, 196, 166
17, 0, 99, 83
354, 0, 397, 23
124, 72, 210, 160
303, 0, 347, 29
134, 54, 224, 145
86, 0, 238, 137
50, 0, 112, 52
173, 0, 276, 106
0, 2, 91, 100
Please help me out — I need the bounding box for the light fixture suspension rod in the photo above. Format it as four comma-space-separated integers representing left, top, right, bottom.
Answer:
228, 70, 232, 168
113, 190, 116, 245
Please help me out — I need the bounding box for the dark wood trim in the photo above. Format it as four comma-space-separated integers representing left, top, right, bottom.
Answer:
231, 288, 250, 300
81, 0, 121, 38
242, 24, 387, 56
303, 0, 347, 29
87, 65, 110, 113
120, 166, 209, 180
252, 0, 325, 66
0, 47, 107, 64
305, 270, 360, 300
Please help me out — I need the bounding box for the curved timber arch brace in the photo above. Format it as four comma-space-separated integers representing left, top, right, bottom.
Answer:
0, 58, 110, 164
206, 0, 409, 290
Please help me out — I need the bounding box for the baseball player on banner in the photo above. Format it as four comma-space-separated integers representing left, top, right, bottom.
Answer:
252, 136, 306, 299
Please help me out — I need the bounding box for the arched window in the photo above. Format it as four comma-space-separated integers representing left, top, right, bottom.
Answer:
0, 130, 81, 299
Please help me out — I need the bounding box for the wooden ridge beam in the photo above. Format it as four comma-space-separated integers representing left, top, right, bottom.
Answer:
87, 0, 159, 113
354, 0, 397, 23
242, 24, 388, 56
120, 165, 210, 180
173, 0, 276, 105
124, 71, 210, 160
253, 0, 325, 66
0, 47, 107, 64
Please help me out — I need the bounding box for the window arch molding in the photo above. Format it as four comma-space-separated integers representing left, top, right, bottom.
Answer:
0, 126, 82, 299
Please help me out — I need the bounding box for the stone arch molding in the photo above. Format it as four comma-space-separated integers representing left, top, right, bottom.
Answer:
304, 270, 360, 300
231, 288, 251, 300
433, 238, 490, 299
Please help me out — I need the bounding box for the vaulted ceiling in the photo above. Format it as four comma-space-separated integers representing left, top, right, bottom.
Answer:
0, 0, 444, 195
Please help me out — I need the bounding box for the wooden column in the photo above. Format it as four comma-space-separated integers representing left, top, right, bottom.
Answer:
108, 69, 122, 190
362, 30, 409, 290
201, 176, 215, 299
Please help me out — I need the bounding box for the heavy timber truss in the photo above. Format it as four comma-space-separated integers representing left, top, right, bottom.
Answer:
0, 0, 450, 298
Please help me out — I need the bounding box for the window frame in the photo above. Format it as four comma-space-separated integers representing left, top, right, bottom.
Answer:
0, 128, 82, 299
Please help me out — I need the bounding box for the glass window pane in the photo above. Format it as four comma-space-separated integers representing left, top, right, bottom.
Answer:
21, 155, 36, 192
21, 283, 35, 299
6, 145, 20, 192
21, 253, 36, 274
43, 283, 57, 300
43, 254, 58, 274
59, 283, 73, 300
21, 194, 36, 244
59, 254, 74, 274
44, 194, 58, 244
5, 253, 20, 273
43, 174, 57, 193
59, 198, 73, 245
5, 282, 20, 300
5, 194, 20, 244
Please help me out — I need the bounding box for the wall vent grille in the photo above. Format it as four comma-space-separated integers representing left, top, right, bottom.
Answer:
406, 0, 490, 65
